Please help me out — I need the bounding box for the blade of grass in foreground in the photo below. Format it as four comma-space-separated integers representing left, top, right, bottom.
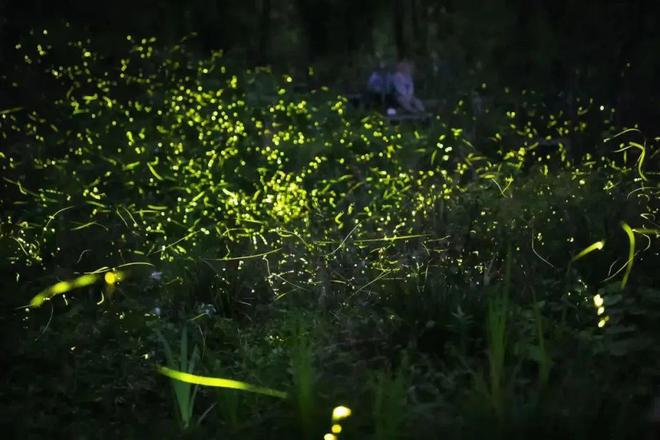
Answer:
157, 366, 288, 399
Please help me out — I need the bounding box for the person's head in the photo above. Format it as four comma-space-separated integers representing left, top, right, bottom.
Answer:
396, 60, 415, 77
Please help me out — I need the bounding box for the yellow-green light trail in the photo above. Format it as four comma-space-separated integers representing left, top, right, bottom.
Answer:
571, 240, 605, 262
29, 274, 99, 307
620, 222, 635, 289
157, 366, 288, 399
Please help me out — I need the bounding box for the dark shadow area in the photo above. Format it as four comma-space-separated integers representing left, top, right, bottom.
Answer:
1, 0, 659, 134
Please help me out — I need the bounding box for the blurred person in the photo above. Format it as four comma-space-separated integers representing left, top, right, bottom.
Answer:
366, 61, 393, 109
390, 61, 425, 113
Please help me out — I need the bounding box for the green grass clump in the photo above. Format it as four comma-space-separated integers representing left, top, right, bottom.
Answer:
157, 326, 200, 429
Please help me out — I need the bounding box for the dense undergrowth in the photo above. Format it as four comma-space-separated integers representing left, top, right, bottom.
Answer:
1, 30, 659, 439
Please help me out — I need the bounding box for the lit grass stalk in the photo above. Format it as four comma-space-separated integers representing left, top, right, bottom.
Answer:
290, 325, 315, 438
530, 287, 550, 387
372, 368, 407, 440
487, 294, 508, 419
216, 388, 241, 432
157, 327, 200, 429
486, 249, 511, 420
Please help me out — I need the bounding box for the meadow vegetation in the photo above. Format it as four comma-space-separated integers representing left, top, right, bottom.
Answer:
1, 30, 659, 439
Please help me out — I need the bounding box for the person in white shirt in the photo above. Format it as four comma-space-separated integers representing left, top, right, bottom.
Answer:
390, 61, 425, 113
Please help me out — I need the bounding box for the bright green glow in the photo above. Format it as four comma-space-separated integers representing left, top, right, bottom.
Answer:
0, 107, 24, 115
615, 141, 647, 181
157, 366, 288, 399
29, 274, 99, 307
620, 222, 635, 289
593, 294, 604, 308
332, 405, 352, 421
146, 162, 164, 180
206, 247, 282, 261
353, 234, 427, 244
606, 129, 648, 181
104, 271, 123, 285
598, 316, 610, 328
571, 240, 605, 262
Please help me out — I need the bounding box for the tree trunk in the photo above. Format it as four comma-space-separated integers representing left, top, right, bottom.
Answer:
257, 0, 271, 64
296, 0, 330, 62
410, 0, 425, 56
393, 0, 407, 59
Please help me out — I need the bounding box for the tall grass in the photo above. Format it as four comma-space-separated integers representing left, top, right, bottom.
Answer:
157, 326, 200, 429
486, 249, 511, 421
530, 287, 551, 388
290, 320, 317, 438
372, 366, 408, 440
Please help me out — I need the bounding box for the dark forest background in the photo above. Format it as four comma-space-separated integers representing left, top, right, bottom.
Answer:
0, 0, 658, 127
